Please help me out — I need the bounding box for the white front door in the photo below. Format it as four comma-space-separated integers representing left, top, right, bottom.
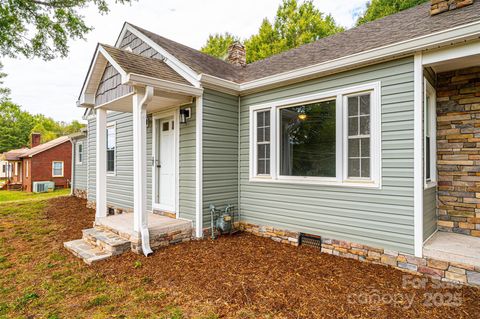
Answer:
154, 117, 176, 212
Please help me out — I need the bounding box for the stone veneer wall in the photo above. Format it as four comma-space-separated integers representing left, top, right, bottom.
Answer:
240, 222, 480, 287
436, 67, 480, 237
430, 0, 474, 15
73, 189, 88, 199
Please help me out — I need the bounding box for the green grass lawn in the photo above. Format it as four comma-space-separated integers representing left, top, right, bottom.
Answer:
0, 188, 70, 203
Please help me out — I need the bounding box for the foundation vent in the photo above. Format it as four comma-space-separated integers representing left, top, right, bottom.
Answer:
299, 233, 322, 249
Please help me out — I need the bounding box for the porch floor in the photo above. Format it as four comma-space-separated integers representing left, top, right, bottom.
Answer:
95, 213, 192, 241
423, 232, 480, 267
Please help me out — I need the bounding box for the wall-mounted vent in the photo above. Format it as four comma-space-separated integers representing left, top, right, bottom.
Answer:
299, 233, 322, 249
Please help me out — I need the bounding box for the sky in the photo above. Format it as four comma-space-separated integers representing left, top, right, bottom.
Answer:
2, 0, 368, 123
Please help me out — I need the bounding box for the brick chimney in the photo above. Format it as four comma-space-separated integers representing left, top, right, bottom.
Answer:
227, 42, 246, 67
31, 133, 41, 148
430, 0, 474, 15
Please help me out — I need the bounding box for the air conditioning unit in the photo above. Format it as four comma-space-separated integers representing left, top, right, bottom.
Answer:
33, 181, 55, 193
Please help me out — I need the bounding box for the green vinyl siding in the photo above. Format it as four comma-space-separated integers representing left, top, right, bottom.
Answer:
202, 89, 239, 229
239, 57, 416, 254
87, 108, 195, 219
72, 137, 88, 192
179, 103, 196, 222
423, 187, 437, 240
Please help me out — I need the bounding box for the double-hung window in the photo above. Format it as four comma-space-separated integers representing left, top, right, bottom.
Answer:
77, 142, 84, 164
52, 161, 64, 177
250, 82, 381, 187
107, 124, 116, 174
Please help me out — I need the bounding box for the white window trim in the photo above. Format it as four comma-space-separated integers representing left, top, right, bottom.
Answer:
76, 141, 84, 165
424, 79, 437, 189
25, 161, 29, 178
52, 161, 64, 177
249, 82, 382, 188
106, 122, 117, 176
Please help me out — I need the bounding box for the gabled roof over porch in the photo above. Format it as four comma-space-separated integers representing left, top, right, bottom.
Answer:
78, 43, 202, 111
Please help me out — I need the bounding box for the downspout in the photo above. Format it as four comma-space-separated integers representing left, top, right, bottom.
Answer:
70, 139, 74, 196
237, 96, 241, 225
139, 86, 154, 256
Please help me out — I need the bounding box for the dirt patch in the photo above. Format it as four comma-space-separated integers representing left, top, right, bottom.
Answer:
1, 196, 480, 318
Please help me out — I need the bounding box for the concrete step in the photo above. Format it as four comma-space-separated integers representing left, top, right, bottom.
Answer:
82, 228, 131, 256
64, 239, 112, 265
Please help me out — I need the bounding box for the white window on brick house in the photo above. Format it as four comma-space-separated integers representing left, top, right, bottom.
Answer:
250, 82, 381, 187
424, 79, 437, 188
52, 161, 64, 177
25, 161, 28, 178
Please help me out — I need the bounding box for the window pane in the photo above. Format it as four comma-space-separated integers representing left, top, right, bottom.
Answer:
360, 116, 370, 135
348, 139, 359, 157
280, 100, 336, 177
348, 159, 360, 177
348, 96, 358, 115
361, 138, 370, 157
361, 159, 370, 178
360, 95, 370, 115
348, 116, 358, 136
257, 127, 265, 142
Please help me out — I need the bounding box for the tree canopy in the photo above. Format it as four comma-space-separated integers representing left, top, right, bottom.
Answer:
200, 0, 344, 63
0, 102, 84, 153
0, 0, 133, 60
355, 0, 429, 25
200, 33, 239, 60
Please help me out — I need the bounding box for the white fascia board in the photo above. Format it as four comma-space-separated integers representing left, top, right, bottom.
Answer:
126, 73, 204, 97
123, 23, 201, 88
240, 21, 480, 92
78, 49, 102, 108
422, 40, 480, 65
196, 21, 480, 95
78, 46, 128, 108
98, 46, 128, 81
199, 74, 240, 95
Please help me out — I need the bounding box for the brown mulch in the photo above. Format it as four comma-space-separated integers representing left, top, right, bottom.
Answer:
44, 197, 480, 318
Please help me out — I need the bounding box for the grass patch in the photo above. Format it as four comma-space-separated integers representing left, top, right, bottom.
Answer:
0, 188, 70, 203
86, 294, 110, 308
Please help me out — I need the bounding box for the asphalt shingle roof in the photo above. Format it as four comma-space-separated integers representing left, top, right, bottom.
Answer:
130, 2, 480, 83
101, 44, 193, 86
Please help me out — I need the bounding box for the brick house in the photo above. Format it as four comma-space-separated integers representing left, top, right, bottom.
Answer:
3, 134, 73, 192
20, 135, 73, 192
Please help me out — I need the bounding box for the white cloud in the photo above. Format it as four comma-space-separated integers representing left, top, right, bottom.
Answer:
2, 0, 367, 122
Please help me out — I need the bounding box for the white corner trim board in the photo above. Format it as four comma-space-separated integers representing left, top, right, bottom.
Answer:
195, 96, 203, 238
413, 53, 424, 258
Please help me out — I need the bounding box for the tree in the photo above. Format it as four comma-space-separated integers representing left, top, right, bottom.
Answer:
200, 32, 239, 60
0, 62, 10, 102
245, 0, 343, 63
201, 0, 344, 64
356, 0, 429, 25
0, 102, 36, 153
0, 0, 133, 60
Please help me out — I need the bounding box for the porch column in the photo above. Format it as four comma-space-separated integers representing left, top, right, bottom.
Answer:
96, 107, 107, 219
133, 86, 154, 256
413, 52, 424, 257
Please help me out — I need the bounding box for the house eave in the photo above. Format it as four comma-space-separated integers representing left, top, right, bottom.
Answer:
199, 20, 480, 95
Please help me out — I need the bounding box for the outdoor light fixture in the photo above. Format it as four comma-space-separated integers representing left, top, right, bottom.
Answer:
298, 113, 307, 121
146, 114, 152, 128
180, 108, 191, 124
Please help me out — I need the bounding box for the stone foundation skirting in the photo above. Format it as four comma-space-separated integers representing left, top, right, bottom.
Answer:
85, 200, 132, 215
240, 222, 480, 287
73, 188, 88, 199
130, 228, 192, 254
239, 222, 299, 246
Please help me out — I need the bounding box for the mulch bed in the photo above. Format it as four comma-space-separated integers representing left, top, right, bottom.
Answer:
46, 197, 480, 318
